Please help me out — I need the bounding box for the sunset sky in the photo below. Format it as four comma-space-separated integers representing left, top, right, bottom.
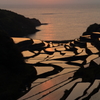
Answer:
0, 0, 100, 6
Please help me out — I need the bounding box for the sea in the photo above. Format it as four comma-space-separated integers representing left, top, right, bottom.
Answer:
2, 3, 100, 41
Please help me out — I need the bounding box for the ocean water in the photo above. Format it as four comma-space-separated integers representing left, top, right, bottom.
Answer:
3, 4, 100, 40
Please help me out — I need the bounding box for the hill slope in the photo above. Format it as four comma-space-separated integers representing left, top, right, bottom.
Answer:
0, 9, 41, 37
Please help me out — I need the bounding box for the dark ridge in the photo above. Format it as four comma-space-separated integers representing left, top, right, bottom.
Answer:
82, 23, 100, 36
0, 30, 37, 99
0, 9, 41, 37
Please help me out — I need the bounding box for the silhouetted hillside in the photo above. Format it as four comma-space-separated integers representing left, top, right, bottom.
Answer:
0, 9, 41, 37
0, 30, 37, 99
82, 23, 100, 35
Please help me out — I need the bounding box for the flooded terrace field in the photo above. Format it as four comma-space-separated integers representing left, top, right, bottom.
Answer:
12, 33, 100, 100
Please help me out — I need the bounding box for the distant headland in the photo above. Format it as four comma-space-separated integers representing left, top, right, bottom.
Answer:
0, 9, 43, 37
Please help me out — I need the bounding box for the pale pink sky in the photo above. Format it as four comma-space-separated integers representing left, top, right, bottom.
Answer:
0, 0, 100, 6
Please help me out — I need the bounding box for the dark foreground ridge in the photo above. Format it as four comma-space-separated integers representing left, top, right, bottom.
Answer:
0, 9, 41, 37
1, 23, 100, 100
0, 30, 37, 100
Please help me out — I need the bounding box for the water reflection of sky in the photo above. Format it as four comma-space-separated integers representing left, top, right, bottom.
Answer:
31, 17, 57, 40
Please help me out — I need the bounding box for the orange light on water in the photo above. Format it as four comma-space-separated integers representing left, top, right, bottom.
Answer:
42, 17, 56, 40
41, 80, 54, 91
12, 37, 30, 43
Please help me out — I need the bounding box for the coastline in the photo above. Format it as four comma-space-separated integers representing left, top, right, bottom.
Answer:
0, 25, 100, 99
1, 8, 100, 99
